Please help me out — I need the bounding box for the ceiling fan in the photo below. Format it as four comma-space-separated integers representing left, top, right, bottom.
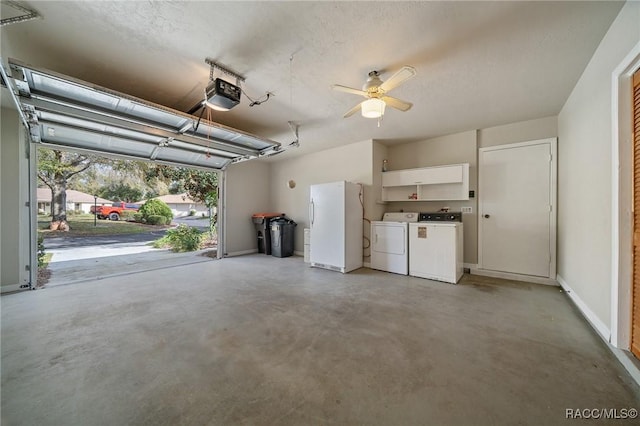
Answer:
332, 65, 416, 120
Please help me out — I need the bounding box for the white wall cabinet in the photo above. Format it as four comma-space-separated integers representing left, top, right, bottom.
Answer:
381, 163, 469, 201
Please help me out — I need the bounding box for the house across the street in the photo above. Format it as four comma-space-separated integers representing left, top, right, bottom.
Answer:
37, 188, 113, 215
143, 193, 209, 217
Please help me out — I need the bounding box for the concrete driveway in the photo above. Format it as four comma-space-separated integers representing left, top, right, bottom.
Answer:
43, 226, 216, 287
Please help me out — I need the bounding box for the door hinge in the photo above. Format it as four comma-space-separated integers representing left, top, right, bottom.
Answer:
25, 201, 30, 207
25, 264, 30, 271
548, 205, 552, 212
549, 154, 552, 162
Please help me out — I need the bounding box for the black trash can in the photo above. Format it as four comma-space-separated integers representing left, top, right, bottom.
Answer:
270, 218, 297, 258
252, 213, 283, 255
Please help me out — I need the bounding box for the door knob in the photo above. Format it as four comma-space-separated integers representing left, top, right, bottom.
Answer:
484, 214, 490, 218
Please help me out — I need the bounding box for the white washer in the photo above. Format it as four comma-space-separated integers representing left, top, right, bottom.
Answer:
370, 212, 418, 275
409, 213, 463, 284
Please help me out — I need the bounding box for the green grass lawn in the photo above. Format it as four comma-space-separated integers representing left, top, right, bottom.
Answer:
38, 214, 169, 238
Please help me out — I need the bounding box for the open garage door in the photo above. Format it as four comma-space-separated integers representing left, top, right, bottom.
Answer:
1, 57, 281, 290
1, 58, 281, 170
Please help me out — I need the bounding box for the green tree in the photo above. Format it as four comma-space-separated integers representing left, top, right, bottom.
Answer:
75, 162, 167, 200
38, 149, 96, 226
149, 166, 218, 236
98, 183, 144, 203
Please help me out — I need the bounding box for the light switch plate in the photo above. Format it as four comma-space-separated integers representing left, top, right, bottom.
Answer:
461, 206, 473, 214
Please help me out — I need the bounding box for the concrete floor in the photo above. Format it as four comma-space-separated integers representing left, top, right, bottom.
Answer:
2, 255, 639, 425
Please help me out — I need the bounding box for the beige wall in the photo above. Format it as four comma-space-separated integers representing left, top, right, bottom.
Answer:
478, 116, 558, 148
1, 98, 31, 290
1, 106, 20, 287
371, 141, 388, 222
386, 131, 478, 263
558, 2, 640, 330
224, 161, 271, 255
385, 117, 558, 266
269, 140, 374, 256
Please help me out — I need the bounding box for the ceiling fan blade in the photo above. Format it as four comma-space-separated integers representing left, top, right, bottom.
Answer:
382, 96, 413, 112
332, 84, 368, 97
379, 66, 417, 93
344, 101, 364, 118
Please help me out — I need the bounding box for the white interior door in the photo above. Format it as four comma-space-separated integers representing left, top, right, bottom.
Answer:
479, 140, 554, 278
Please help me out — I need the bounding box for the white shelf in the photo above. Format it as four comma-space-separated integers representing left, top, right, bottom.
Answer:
381, 163, 469, 202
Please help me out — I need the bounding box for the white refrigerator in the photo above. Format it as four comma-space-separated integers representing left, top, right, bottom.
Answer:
309, 181, 363, 273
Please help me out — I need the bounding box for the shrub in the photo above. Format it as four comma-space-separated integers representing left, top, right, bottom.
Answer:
37, 235, 46, 268
120, 210, 137, 221
146, 215, 166, 225
139, 199, 173, 224
133, 212, 145, 223
189, 209, 196, 216
159, 224, 203, 252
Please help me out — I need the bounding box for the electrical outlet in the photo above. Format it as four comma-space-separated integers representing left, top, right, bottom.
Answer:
461, 206, 473, 214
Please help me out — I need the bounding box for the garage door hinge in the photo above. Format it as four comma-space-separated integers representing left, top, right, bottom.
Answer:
24, 201, 30, 207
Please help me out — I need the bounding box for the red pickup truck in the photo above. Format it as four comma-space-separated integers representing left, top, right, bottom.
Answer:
91, 202, 141, 221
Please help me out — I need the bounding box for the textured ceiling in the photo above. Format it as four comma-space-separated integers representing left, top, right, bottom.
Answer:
0, 1, 624, 160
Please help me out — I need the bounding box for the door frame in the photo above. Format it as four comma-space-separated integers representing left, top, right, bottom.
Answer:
477, 138, 557, 283
612, 40, 640, 349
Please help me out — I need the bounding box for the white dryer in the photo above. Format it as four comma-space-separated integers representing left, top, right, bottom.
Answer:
370, 212, 418, 275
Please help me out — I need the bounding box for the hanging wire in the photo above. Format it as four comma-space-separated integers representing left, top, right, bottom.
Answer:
358, 184, 372, 257
241, 89, 272, 107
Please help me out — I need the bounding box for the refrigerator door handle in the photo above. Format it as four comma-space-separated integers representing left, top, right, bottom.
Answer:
310, 200, 315, 226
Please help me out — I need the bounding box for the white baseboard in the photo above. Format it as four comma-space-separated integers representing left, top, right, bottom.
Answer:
610, 346, 640, 385
463, 263, 478, 272
224, 249, 258, 258
556, 274, 610, 341
472, 268, 558, 286
556, 274, 640, 386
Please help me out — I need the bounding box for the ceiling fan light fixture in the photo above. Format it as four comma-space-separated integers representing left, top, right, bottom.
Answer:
361, 98, 385, 118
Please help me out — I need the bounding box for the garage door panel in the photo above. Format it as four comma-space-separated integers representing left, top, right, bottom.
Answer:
155, 147, 232, 170
38, 111, 166, 144
4, 58, 281, 170
39, 124, 157, 158
193, 124, 274, 151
